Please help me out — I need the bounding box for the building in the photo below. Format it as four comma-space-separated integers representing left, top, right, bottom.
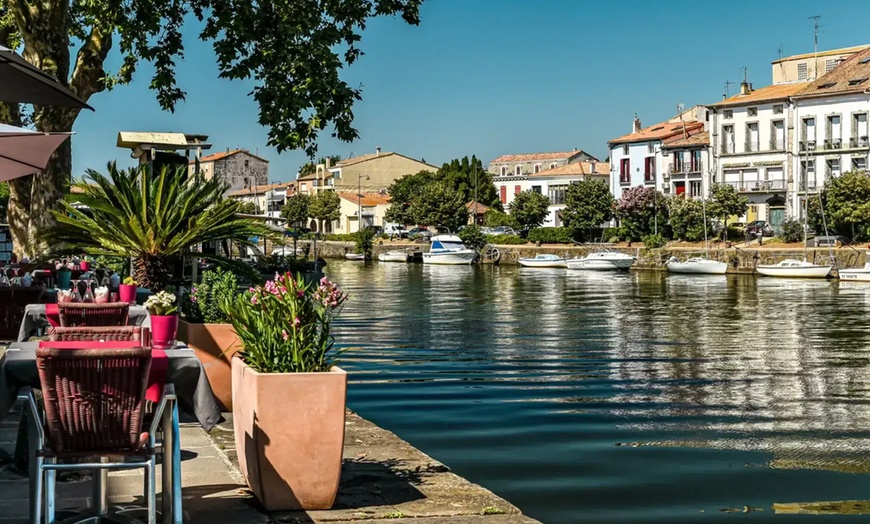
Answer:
227, 182, 297, 222
489, 149, 597, 208
328, 149, 437, 192
525, 161, 610, 227
335, 192, 391, 234
189, 149, 269, 194
466, 201, 491, 226
660, 131, 712, 200
608, 109, 706, 201
772, 44, 869, 84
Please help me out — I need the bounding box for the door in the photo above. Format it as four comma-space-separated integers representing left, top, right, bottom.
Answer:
674, 181, 686, 195
769, 207, 785, 235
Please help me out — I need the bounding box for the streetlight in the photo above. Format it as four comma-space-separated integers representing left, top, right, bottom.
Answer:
358, 174, 370, 233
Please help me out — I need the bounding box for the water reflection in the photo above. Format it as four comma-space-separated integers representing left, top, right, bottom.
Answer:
326, 261, 870, 523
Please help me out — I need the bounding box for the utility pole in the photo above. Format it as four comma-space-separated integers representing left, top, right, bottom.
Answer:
810, 15, 820, 79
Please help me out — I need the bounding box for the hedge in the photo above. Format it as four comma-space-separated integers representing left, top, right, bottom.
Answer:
488, 234, 527, 245
527, 227, 576, 244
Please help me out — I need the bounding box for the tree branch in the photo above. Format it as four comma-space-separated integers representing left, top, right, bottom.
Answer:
69, 23, 111, 102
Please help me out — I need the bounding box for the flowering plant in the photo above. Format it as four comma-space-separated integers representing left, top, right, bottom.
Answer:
221, 272, 348, 373
180, 268, 238, 323
123, 276, 137, 286
144, 290, 177, 316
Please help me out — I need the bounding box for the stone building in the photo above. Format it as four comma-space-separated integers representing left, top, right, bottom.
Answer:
189, 149, 269, 194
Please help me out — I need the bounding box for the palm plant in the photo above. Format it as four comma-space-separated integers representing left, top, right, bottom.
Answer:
47, 162, 275, 291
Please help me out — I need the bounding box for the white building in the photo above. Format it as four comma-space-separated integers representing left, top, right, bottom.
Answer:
227, 181, 298, 223
489, 150, 597, 209
525, 161, 610, 226
334, 192, 391, 234
660, 131, 713, 200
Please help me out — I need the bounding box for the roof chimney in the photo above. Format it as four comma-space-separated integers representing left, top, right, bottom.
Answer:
632, 114, 642, 133
740, 81, 752, 95
375, 146, 381, 156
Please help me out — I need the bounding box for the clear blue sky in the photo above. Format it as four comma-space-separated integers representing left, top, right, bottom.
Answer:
71, 0, 870, 181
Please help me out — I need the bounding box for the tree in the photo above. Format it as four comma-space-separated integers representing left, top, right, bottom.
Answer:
436, 156, 502, 211
281, 193, 311, 228
308, 191, 341, 233
818, 170, 870, 241
408, 182, 467, 232
509, 190, 550, 230
667, 196, 710, 242
46, 163, 272, 291
0, 0, 423, 256
484, 209, 519, 229
561, 180, 614, 240
708, 184, 748, 241
384, 170, 435, 225
458, 224, 487, 252
615, 186, 669, 241
236, 201, 259, 215
0, 182, 7, 223
298, 156, 343, 178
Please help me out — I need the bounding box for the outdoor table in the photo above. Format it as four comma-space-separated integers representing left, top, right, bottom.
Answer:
0, 342, 222, 524
17, 303, 151, 342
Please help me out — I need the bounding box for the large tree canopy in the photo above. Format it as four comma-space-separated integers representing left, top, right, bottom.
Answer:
0, 0, 423, 256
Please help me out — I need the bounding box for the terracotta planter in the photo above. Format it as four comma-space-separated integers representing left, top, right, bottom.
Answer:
151, 314, 178, 349
177, 321, 241, 411
232, 358, 346, 510
119, 284, 137, 304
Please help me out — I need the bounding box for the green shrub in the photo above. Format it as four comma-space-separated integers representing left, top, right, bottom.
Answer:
459, 225, 487, 251
94, 255, 129, 278
484, 209, 519, 229
642, 234, 667, 249
487, 234, 526, 245
527, 227, 575, 244
355, 228, 375, 256
602, 228, 621, 242
779, 218, 804, 243
182, 268, 239, 323
324, 233, 357, 242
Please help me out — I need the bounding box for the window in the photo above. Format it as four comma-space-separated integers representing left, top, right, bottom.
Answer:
724, 110, 733, 119
622, 145, 629, 155
549, 162, 557, 169
826, 159, 841, 178
531, 185, 542, 194
644, 157, 655, 182
852, 112, 869, 146
647, 142, 655, 154
499, 186, 507, 204
771, 120, 785, 150
746, 122, 759, 151
690, 150, 702, 172
548, 185, 568, 205
244, 159, 249, 168
534, 163, 541, 174
619, 158, 630, 184
798, 62, 808, 81
690, 181, 702, 198
827, 115, 842, 148
853, 157, 868, 171
773, 104, 784, 114
817, 82, 836, 89
721, 125, 735, 153
802, 117, 816, 148
825, 58, 837, 73
514, 185, 521, 195
800, 159, 816, 190
849, 78, 868, 86
748, 107, 758, 117
514, 165, 522, 176
500, 166, 507, 177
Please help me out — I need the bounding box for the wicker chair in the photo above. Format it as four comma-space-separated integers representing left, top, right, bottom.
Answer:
57, 302, 130, 327
0, 286, 44, 341
24, 347, 167, 524
47, 325, 144, 343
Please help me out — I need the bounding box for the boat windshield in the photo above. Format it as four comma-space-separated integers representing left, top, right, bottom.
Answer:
432, 240, 466, 251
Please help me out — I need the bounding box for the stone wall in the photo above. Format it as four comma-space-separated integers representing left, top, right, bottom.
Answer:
214, 152, 269, 193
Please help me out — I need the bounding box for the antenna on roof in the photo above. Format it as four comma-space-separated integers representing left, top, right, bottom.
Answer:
741, 66, 748, 83
778, 43, 783, 61
810, 15, 821, 80
724, 80, 736, 98
677, 103, 687, 138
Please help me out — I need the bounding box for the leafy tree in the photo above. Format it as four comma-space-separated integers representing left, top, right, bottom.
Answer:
667, 196, 711, 242
354, 228, 375, 257
281, 193, 311, 227
778, 218, 804, 243
236, 201, 259, 215
298, 156, 343, 178
384, 170, 434, 225
484, 209, 519, 229
509, 190, 550, 230
408, 182, 467, 232
708, 184, 748, 240
458, 224, 487, 252
436, 156, 502, 211
616, 186, 670, 241
308, 191, 341, 233
819, 170, 870, 240
0, 0, 423, 257
561, 180, 615, 240
0, 182, 7, 223
46, 163, 272, 292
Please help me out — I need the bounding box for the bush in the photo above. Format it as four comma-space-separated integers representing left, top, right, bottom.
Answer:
355, 228, 375, 256
602, 228, 621, 242
94, 255, 129, 278
459, 225, 487, 251
527, 227, 576, 244
642, 234, 667, 249
484, 209, 519, 229
323, 233, 358, 242
779, 218, 804, 243
181, 268, 239, 323
487, 234, 526, 245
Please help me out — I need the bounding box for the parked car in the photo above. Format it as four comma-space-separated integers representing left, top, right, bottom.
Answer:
407, 227, 432, 240
365, 225, 384, 236
488, 226, 516, 236
745, 220, 774, 238
384, 223, 408, 238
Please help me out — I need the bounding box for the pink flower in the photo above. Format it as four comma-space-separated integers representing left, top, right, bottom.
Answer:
293, 317, 301, 327
297, 290, 305, 298
282, 329, 289, 341
250, 295, 258, 305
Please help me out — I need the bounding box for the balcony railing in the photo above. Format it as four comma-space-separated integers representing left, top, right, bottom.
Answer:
800, 140, 817, 152
768, 179, 786, 191
669, 163, 684, 174
800, 179, 818, 191
823, 138, 843, 150
669, 162, 703, 174
769, 138, 785, 150
726, 180, 787, 192
849, 136, 870, 148
720, 142, 736, 154
744, 140, 760, 153
619, 175, 631, 185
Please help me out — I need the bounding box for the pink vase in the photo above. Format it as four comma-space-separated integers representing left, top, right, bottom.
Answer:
79, 260, 90, 271
151, 314, 178, 349
119, 284, 137, 304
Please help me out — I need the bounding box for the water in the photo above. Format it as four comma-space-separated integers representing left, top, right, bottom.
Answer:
325, 260, 870, 523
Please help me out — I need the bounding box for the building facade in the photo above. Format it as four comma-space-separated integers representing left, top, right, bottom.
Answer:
524, 161, 610, 227
189, 149, 269, 194
227, 182, 298, 222
328, 149, 437, 192
489, 149, 597, 209
660, 131, 713, 200
335, 192, 391, 234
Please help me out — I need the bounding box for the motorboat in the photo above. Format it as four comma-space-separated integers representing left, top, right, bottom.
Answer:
378, 251, 410, 262
344, 253, 366, 261
756, 259, 832, 278
667, 256, 727, 275
839, 263, 870, 281
518, 254, 567, 268
422, 235, 476, 265
567, 250, 635, 271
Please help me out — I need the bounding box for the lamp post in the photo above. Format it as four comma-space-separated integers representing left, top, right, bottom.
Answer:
358, 174, 370, 233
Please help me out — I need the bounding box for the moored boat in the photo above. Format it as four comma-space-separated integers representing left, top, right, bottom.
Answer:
667, 257, 727, 275
378, 251, 410, 262
518, 254, 567, 268
344, 253, 366, 261
756, 259, 831, 278
422, 235, 476, 265
567, 250, 635, 271
839, 263, 870, 281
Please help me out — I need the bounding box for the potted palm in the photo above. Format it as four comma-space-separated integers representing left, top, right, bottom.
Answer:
178, 268, 243, 410
144, 290, 178, 349
222, 272, 348, 510
119, 276, 137, 304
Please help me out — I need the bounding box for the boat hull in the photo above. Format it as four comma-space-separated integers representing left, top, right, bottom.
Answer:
839, 270, 870, 281
519, 258, 567, 268
422, 250, 476, 265
344, 253, 365, 261
378, 252, 409, 262
567, 258, 634, 271
667, 260, 728, 275
756, 266, 831, 278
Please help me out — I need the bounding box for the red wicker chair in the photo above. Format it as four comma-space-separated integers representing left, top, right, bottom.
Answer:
47, 325, 144, 343
57, 302, 130, 327
24, 347, 166, 524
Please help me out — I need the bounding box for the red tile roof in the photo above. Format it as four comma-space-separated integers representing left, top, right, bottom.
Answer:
609, 120, 704, 145
228, 182, 296, 197
662, 130, 710, 149
335, 152, 438, 169
337, 192, 391, 206
190, 149, 269, 165
466, 201, 491, 214
528, 161, 610, 178
793, 47, 870, 99
708, 83, 803, 108
490, 150, 596, 164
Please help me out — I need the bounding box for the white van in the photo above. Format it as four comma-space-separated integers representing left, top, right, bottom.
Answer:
384, 223, 408, 239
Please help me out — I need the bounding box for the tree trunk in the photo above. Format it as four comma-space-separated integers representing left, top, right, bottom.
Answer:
133, 255, 171, 293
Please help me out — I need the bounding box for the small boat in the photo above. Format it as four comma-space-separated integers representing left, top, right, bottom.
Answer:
839, 263, 870, 281
756, 259, 832, 278
567, 250, 635, 271
667, 256, 727, 275
422, 235, 476, 265
378, 251, 410, 262
344, 253, 366, 261
518, 254, 567, 268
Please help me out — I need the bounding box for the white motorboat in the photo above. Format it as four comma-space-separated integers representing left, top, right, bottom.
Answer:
839, 263, 870, 281
567, 250, 635, 271
756, 259, 832, 278
518, 254, 567, 268
344, 253, 366, 261
378, 251, 410, 262
422, 235, 476, 265
667, 256, 727, 275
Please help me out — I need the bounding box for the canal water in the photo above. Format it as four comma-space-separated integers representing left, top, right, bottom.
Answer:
326, 260, 870, 523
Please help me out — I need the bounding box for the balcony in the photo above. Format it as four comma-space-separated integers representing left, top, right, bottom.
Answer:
720, 142, 736, 154
849, 136, 870, 148
799, 140, 817, 152
823, 138, 843, 150
744, 140, 760, 153
800, 179, 818, 191
769, 138, 785, 150
726, 180, 787, 193
668, 163, 684, 175
669, 162, 703, 174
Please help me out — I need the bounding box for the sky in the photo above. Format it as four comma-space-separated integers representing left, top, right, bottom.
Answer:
71, 0, 870, 182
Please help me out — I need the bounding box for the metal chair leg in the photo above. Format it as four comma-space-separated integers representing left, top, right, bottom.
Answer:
146, 457, 157, 524
44, 457, 56, 524
30, 455, 43, 524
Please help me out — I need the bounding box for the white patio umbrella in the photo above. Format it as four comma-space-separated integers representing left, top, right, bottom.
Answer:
0, 123, 72, 181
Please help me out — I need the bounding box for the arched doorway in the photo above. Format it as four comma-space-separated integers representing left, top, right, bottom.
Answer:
309, 219, 318, 232
766, 195, 786, 235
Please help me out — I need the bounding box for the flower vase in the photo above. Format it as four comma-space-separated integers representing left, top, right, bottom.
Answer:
151, 314, 178, 349
56, 269, 72, 290
79, 260, 90, 271
119, 284, 137, 304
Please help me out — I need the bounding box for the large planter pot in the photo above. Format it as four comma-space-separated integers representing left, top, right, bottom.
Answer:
232, 357, 346, 510
119, 284, 137, 304
56, 269, 71, 290
177, 321, 241, 411
151, 314, 178, 349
